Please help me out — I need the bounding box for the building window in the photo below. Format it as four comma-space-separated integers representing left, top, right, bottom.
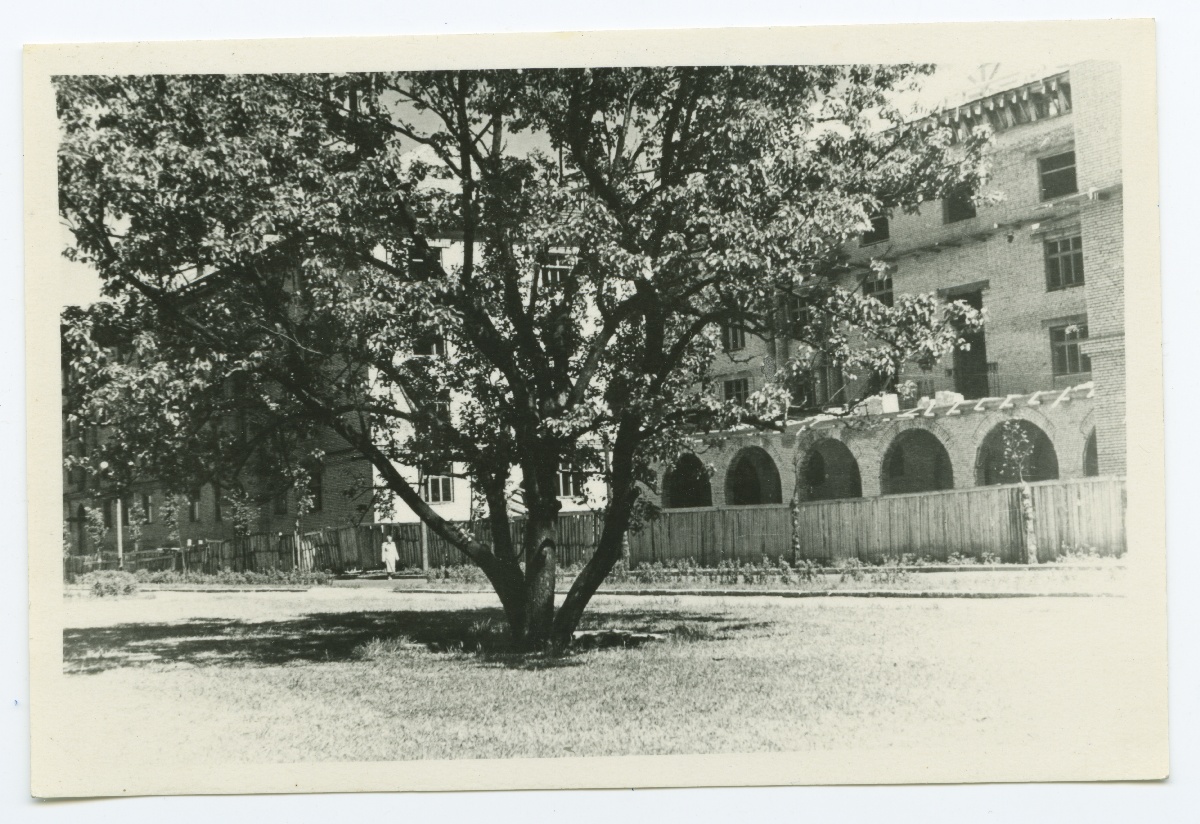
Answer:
188, 489, 201, 523
103, 499, 114, 528
723, 377, 750, 405
1038, 151, 1077, 200
431, 392, 451, 426
1044, 235, 1084, 291
861, 213, 890, 246
786, 295, 814, 340
1050, 322, 1091, 376
820, 363, 848, 405
400, 244, 443, 272
943, 191, 977, 223
556, 462, 587, 499
862, 272, 894, 307
414, 331, 447, 357
142, 493, 154, 524
540, 250, 574, 287
273, 492, 288, 516
721, 323, 746, 352
309, 470, 323, 513
212, 486, 222, 522
422, 467, 454, 504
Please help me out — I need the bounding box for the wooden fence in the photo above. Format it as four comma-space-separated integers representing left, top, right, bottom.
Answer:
64, 477, 1125, 579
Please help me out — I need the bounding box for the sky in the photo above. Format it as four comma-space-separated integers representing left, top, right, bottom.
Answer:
55, 59, 1065, 308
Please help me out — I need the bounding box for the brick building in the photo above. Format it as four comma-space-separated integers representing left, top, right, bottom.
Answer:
688, 62, 1123, 509
61, 241, 605, 557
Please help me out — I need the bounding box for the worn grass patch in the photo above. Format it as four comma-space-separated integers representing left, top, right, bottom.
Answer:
53, 588, 1150, 766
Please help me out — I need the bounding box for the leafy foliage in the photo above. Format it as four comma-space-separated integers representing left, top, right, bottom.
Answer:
997, 419, 1036, 482
82, 506, 108, 557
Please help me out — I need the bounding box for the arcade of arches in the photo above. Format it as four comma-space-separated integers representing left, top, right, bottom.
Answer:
660, 390, 1101, 507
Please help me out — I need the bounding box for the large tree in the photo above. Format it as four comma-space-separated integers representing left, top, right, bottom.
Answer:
57, 67, 985, 650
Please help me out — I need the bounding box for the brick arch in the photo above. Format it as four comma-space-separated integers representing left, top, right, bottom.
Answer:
1077, 408, 1095, 438
661, 452, 713, 509
966, 405, 1062, 446
879, 428, 955, 495
975, 419, 1061, 485
870, 417, 975, 492
796, 436, 863, 502
724, 445, 783, 506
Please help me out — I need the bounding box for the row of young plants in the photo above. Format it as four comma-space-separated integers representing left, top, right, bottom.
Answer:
424, 556, 914, 588
420, 544, 1122, 590
71, 567, 333, 595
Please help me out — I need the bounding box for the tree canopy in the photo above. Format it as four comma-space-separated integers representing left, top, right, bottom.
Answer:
58, 66, 986, 649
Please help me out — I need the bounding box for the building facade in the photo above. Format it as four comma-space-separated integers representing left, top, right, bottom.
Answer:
687, 62, 1123, 510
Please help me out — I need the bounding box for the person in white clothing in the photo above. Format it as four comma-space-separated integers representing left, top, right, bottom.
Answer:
381, 535, 399, 579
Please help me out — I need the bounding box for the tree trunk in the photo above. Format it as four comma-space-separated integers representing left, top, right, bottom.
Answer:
550, 421, 642, 651
1020, 481, 1039, 564
550, 496, 634, 651
518, 504, 559, 650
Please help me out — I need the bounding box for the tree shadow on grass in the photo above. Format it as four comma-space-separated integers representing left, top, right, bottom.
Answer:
64, 606, 771, 675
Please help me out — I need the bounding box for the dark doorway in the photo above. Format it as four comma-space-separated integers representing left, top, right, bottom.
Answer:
663, 453, 713, 509
952, 290, 990, 399
881, 430, 955, 495
725, 447, 783, 506
1083, 430, 1099, 476
800, 440, 863, 502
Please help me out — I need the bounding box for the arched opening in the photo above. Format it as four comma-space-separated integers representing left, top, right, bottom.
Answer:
881, 429, 954, 495
662, 453, 713, 509
976, 419, 1060, 485
1083, 429, 1099, 477
799, 439, 863, 501
725, 446, 782, 506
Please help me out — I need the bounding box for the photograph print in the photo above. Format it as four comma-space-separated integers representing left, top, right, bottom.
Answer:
26, 21, 1167, 797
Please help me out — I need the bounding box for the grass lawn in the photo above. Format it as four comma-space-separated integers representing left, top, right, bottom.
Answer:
51, 587, 1155, 768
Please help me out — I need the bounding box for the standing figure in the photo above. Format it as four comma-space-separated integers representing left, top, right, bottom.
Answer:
381, 534, 400, 579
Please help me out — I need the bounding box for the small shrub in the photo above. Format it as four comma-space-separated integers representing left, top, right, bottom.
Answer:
868, 559, 911, 586
980, 552, 1001, 566
78, 570, 140, 597
836, 558, 866, 583
945, 552, 978, 566
793, 559, 821, 584
608, 559, 631, 583
1056, 543, 1123, 562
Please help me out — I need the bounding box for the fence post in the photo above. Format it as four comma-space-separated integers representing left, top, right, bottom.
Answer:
115, 497, 125, 569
